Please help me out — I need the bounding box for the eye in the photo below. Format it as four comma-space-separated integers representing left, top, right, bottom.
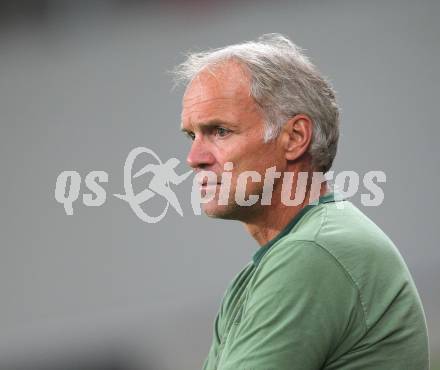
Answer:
184, 131, 195, 141
215, 127, 231, 137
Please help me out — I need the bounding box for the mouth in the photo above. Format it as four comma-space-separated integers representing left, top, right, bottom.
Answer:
197, 178, 222, 187
199, 182, 222, 187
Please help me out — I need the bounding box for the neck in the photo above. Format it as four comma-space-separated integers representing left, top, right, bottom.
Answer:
244, 181, 329, 246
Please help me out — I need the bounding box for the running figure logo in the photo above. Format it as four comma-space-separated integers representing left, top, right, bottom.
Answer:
114, 147, 192, 223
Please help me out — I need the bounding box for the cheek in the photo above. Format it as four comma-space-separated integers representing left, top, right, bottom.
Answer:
218, 138, 278, 174
228, 170, 265, 197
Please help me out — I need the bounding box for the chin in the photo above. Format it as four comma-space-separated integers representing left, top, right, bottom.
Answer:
202, 202, 251, 221
203, 204, 234, 219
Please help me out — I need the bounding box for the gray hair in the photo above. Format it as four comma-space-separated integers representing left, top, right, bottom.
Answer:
173, 33, 340, 173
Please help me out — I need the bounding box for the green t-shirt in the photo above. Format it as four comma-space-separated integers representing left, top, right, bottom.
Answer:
202, 193, 429, 370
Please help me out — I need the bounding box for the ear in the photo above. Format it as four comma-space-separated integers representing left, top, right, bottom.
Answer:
282, 114, 313, 161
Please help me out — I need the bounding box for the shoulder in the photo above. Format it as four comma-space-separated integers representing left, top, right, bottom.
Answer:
285, 200, 409, 277
261, 200, 423, 332
253, 237, 361, 309
247, 238, 368, 341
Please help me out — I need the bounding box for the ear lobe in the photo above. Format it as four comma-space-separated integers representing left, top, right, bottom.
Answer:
284, 115, 313, 161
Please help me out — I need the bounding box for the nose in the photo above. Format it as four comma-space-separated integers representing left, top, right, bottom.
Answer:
186, 137, 216, 169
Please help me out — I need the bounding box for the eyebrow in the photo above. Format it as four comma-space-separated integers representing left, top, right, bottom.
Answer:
180, 119, 238, 133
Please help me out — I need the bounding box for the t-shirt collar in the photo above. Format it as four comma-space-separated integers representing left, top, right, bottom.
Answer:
252, 192, 340, 265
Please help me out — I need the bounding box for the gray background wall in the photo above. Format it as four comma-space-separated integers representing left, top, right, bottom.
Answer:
1, 0, 439, 369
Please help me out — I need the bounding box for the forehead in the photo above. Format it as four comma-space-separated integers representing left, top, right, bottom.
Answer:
181, 61, 257, 127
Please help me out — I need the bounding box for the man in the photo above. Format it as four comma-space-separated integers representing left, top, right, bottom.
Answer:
175, 34, 429, 369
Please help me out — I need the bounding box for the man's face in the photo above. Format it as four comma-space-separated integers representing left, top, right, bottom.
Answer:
181, 61, 286, 220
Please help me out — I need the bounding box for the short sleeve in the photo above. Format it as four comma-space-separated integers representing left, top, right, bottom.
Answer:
218, 239, 367, 370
